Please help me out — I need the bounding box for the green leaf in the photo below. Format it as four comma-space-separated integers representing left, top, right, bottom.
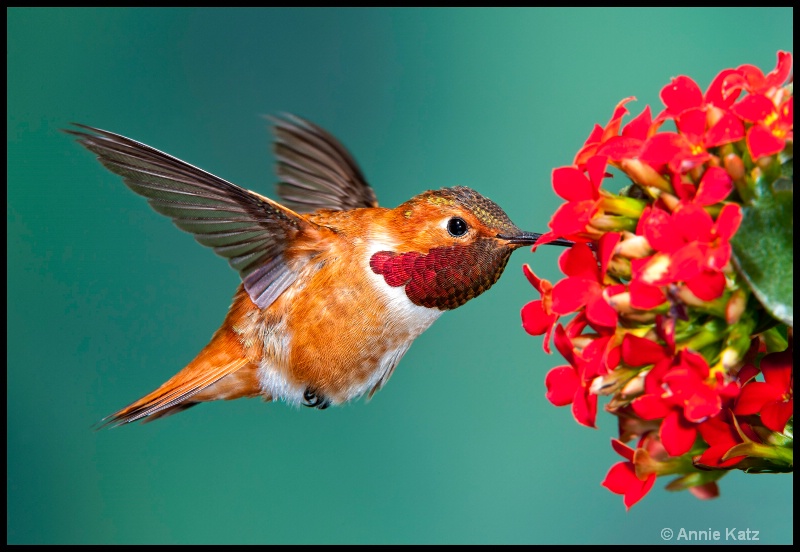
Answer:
731, 160, 793, 327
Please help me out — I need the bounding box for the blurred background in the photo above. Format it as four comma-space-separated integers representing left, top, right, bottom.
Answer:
7, 8, 793, 544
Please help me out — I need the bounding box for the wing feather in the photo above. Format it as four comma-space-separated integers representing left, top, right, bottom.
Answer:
67, 124, 319, 309
271, 114, 379, 212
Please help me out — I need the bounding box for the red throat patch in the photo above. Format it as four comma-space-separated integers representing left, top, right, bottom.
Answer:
369, 241, 512, 310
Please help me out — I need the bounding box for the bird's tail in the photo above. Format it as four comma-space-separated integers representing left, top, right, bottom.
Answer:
96, 327, 261, 428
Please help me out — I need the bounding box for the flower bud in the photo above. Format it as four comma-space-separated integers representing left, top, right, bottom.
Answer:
674, 283, 708, 307
725, 288, 747, 325
723, 152, 746, 181
618, 413, 661, 443
659, 192, 681, 212
605, 257, 632, 279
620, 372, 646, 398
615, 232, 653, 259
598, 196, 647, 219
619, 158, 673, 193
590, 215, 638, 233
607, 291, 633, 313
639, 253, 671, 284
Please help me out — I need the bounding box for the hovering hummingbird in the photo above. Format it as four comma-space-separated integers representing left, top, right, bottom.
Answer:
68, 115, 571, 427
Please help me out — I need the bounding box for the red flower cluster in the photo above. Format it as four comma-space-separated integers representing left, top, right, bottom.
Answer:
523, 52, 793, 509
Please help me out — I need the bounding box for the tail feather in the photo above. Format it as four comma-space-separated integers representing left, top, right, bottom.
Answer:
97, 327, 257, 428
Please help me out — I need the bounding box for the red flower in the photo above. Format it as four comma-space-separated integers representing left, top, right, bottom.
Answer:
545, 156, 609, 241
633, 202, 741, 301
520, 264, 558, 353
731, 94, 793, 159
544, 323, 599, 428
734, 50, 793, 97
696, 415, 753, 468
631, 350, 739, 456
734, 348, 794, 433
550, 241, 623, 329
596, 105, 659, 162
574, 97, 637, 168
602, 438, 656, 510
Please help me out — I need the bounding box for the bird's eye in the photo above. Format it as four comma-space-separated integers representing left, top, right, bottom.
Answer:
447, 217, 469, 237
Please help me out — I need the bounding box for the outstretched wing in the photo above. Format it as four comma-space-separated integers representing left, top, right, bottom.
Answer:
67, 124, 320, 309
272, 114, 379, 212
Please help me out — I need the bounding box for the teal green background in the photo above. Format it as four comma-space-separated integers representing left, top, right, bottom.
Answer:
7, 8, 793, 544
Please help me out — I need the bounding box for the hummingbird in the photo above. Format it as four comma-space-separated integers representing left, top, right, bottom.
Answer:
68, 115, 571, 427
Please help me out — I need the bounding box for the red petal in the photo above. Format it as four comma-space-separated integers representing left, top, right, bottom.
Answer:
521, 300, 556, 336
549, 200, 596, 236
737, 64, 767, 94
760, 400, 793, 433
629, 278, 667, 309
601, 461, 636, 495
705, 242, 731, 271
597, 136, 643, 161
551, 277, 597, 315
622, 334, 667, 367
559, 242, 599, 280
545, 366, 580, 406
660, 410, 697, 456
685, 270, 726, 301
747, 124, 785, 159
641, 206, 682, 253
733, 382, 780, 415
622, 105, 653, 140
697, 416, 737, 447
598, 232, 621, 278
679, 349, 711, 379
632, 394, 671, 420
601, 97, 635, 142
572, 387, 598, 428
694, 166, 733, 206
713, 203, 742, 241
737, 364, 760, 385
731, 93, 776, 122
531, 231, 567, 250
683, 386, 722, 422
522, 263, 549, 294
611, 438, 634, 461
705, 68, 742, 108
552, 166, 595, 201
580, 335, 614, 379
660, 76, 703, 117
764, 51, 793, 90
779, 96, 793, 125
643, 358, 672, 394
674, 203, 713, 242
582, 123, 604, 147
552, 324, 575, 365
676, 107, 706, 144
697, 445, 744, 468
585, 294, 618, 328
574, 124, 603, 167
704, 111, 745, 147
586, 155, 608, 191
639, 132, 692, 172
603, 455, 660, 507
761, 349, 793, 391
665, 244, 704, 283
542, 322, 555, 355
622, 468, 655, 510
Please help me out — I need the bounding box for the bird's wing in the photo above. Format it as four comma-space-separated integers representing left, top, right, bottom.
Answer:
67, 124, 325, 309
271, 114, 379, 212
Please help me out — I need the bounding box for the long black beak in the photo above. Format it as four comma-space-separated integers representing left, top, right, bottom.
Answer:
496, 231, 574, 247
